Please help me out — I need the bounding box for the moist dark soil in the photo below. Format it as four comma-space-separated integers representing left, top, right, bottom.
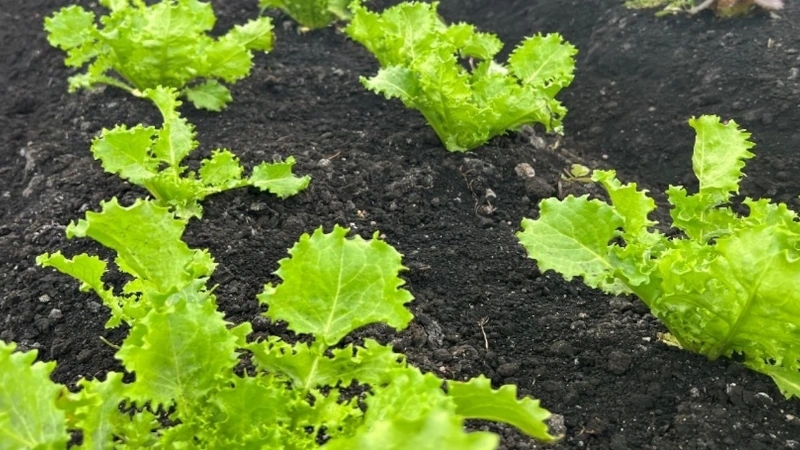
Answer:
2, 0, 800, 448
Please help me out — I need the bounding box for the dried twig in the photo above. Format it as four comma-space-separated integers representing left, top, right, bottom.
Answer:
478, 317, 490, 350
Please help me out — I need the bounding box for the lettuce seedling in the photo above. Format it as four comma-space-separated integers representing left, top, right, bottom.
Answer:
45, 0, 274, 110
91, 86, 310, 219
28, 200, 559, 448
346, 1, 577, 152
517, 115, 800, 398
259, 0, 351, 29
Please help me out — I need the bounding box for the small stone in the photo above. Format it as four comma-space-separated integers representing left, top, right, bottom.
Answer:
497, 362, 519, 377
754, 392, 774, 407
34, 317, 50, 333
524, 177, 555, 199
607, 351, 632, 375
609, 297, 633, 311
77, 349, 93, 362
249, 202, 268, 212
727, 383, 745, 406
38, 294, 51, 303
514, 163, 536, 179
550, 340, 575, 356
433, 348, 452, 362
48, 309, 63, 321
317, 158, 332, 169
251, 315, 270, 332
547, 414, 566, 437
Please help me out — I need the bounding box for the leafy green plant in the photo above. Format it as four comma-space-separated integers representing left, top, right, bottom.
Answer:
24, 199, 560, 448
346, 1, 577, 152
259, 0, 351, 29
517, 115, 800, 398
91, 86, 309, 219
45, 0, 274, 110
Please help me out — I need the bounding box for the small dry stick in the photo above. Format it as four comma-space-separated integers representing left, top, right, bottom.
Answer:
478, 317, 490, 350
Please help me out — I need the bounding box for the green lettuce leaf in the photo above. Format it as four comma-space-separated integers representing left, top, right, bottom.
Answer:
260, 0, 351, 29
38, 198, 215, 327
259, 225, 414, 345
0, 342, 69, 449
518, 115, 800, 398
91, 87, 309, 218
347, 1, 576, 151
44, 1, 274, 110
35, 209, 558, 447
117, 298, 249, 409
449, 376, 559, 443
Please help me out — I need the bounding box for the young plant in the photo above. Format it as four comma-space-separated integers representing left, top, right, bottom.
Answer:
517, 115, 800, 398
27, 200, 560, 448
259, 0, 351, 30
91, 86, 309, 219
346, 1, 577, 152
45, 0, 275, 110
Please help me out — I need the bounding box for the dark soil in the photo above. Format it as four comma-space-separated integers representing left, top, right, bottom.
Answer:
2, 0, 800, 448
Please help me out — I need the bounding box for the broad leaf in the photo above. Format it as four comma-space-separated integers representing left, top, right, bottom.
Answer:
249, 156, 312, 199
449, 376, 558, 442
259, 225, 414, 345
0, 342, 69, 449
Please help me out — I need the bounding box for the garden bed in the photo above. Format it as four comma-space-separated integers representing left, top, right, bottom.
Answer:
2, 0, 800, 448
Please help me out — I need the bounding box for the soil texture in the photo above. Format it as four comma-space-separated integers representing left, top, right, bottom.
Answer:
2, 0, 800, 449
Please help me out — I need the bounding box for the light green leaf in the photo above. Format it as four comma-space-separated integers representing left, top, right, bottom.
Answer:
325, 410, 498, 450
347, 1, 576, 152
517, 196, 626, 293
204, 39, 254, 83
66, 198, 214, 294
198, 149, 245, 188
36, 252, 133, 328
45, 0, 263, 108
250, 338, 404, 390
259, 225, 414, 345
667, 186, 739, 242
690, 115, 755, 197
91, 125, 158, 183
249, 156, 311, 199
203, 375, 302, 446
700, 226, 800, 361
362, 66, 420, 102
444, 23, 502, 61
449, 376, 558, 443
362, 368, 447, 425
592, 170, 658, 236
117, 298, 247, 409
44, 5, 96, 50
518, 115, 800, 398
328, 0, 352, 20
756, 364, 800, 400
224, 16, 274, 51
64, 374, 129, 450
144, 87, 196, 168
36, 252, 107, 294
0, 342, 69, 449
184, 80, 233, 112
509, 34, 577, 92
